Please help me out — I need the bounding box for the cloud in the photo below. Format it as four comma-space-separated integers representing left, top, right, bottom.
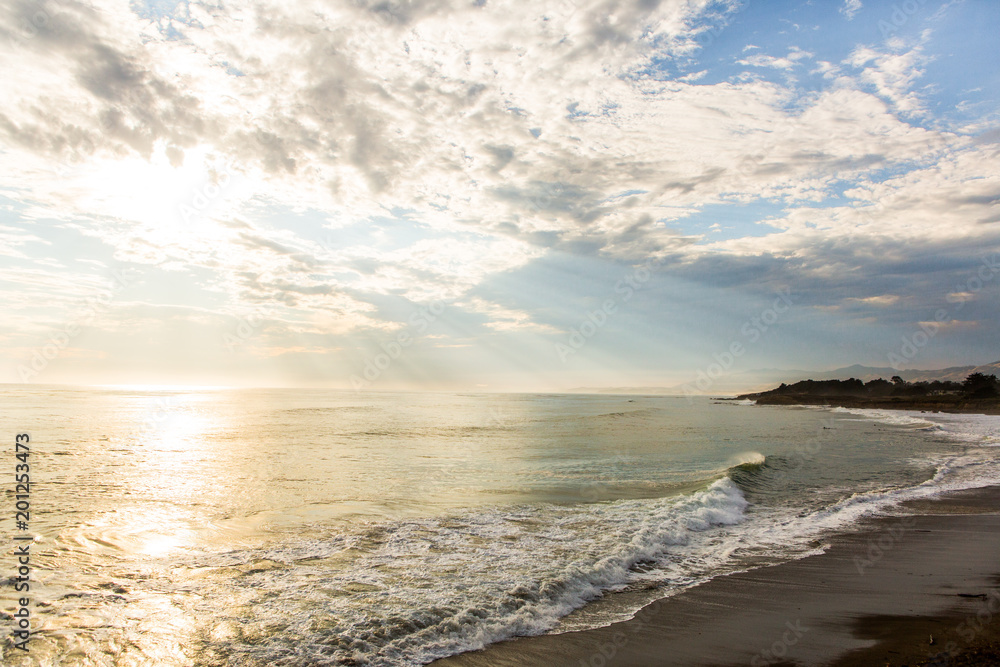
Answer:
738, 47, 812, 70
840, 0, 862, 21
847, 295, 900, 306
674, 138, 1000, 322
738, 54, 798, 70
459, 297, 559, 333
919, 319, 978, 331
3, 0, 931, 256
1, 0, 998, 379
845, 41, 928, 116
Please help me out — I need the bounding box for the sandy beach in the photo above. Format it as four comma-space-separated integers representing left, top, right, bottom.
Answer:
431, 486, 1000, 667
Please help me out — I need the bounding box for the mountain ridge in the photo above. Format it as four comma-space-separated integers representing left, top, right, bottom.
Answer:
567, 361, 1000, 395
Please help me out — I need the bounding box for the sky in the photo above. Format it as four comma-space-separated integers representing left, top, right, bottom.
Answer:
0, 0, 998, 391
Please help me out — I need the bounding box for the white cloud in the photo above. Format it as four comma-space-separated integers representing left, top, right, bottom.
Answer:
697, 139, 1000, 274
460, 297, 559, 333
738, 47, 811, 70
845, 42, 929, 116
679, 70, 708, 82
738, 54, 798, 70
840, 0, 863, 21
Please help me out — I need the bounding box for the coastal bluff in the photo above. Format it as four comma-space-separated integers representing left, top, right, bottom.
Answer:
737, 372, 1000, 415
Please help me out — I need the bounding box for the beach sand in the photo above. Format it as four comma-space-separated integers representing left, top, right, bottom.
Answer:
431, 486, 1000, 667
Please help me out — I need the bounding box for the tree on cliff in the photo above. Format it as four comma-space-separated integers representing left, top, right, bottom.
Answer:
962, 373, 1000, 398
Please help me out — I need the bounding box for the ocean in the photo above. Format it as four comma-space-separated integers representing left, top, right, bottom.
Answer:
2, 387, 999, 666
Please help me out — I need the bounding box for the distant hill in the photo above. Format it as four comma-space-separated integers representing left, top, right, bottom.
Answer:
804, 361, 1000, 383
567, 361, 1000, 396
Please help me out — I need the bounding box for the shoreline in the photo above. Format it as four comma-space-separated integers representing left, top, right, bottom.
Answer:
745, 394, 1000, 416
430, 485, 1000, 667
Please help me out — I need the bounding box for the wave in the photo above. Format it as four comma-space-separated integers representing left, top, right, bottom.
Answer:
829, 406, 1000, 445
278, 406, 377, 415
178, 479, 750, 666
740, 449, 1000, 552
723, 452, 801, 498
725, 451, 770, 493
193, 440, 1000, 667
727, 450, 766, 469
584, 407, 660, 420
44, 446, 1000, 667
829, 406, 940, 427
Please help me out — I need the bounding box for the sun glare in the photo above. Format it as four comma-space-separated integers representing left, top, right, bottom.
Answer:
76, 143, 245, 234
97, 384, 236, 391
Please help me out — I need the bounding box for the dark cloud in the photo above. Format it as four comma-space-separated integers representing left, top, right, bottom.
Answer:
237, 232, 298, 256
659, 167, 727, 195
0, 0, 210, 161
951, 193, 1000, 206
667, 232, 1000, 327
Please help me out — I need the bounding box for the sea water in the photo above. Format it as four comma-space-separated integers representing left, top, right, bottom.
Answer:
1, 387, 998, 665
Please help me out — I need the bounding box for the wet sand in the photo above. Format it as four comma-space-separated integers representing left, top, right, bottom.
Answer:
431, 486, 1000, 666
